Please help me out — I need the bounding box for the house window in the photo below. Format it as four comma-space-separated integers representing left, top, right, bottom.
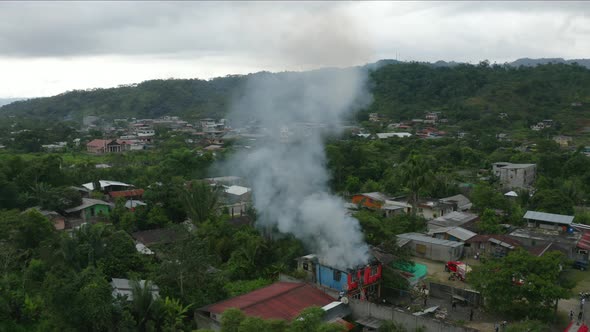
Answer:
303, 263, 309, 271
371, 265, 378, 276
90, 207, 95, 217
333, 270, 341, 281
479, 243, 485, 249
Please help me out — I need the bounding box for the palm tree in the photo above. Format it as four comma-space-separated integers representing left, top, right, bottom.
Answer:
399, 154, 433, 215
179, 180, 220, 225
130, 279, 158, 332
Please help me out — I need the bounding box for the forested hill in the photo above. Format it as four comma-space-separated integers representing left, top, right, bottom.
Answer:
2, 61, 590, 131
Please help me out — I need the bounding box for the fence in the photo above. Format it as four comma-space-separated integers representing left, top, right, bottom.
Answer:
428, 282, 483, 307
348, 299, 479, 332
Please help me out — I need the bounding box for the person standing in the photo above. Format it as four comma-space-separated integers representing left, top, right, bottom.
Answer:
469, 308, 474, 321
570, 310, 574, 321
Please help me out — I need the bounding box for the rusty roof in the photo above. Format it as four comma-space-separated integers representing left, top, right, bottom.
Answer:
199, 282, 334, 321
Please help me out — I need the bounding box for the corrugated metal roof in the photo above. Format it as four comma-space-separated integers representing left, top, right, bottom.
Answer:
578, 232, 590, 250
224, 185, 251, 196
524, 211, 574, 225
446, 227, 477, 241
64, 198, 113, 213
200, 282, 334, 321
397, 233, 464, 248
82, 180, 134, 191
361, 192, 390, 202
429, 211, 478, 228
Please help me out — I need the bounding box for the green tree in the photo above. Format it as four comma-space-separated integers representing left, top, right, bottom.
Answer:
398, 154, 433, 214
469, 249, 572, 321
530, 189, 574, 215
477, 209, 503, 234
180, 181, 220, 225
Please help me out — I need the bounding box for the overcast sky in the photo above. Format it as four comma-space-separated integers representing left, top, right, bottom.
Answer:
1, 1, 589, 98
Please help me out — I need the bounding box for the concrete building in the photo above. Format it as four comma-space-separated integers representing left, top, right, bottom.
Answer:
492, 162, 537, 189
397, 233, 464, 262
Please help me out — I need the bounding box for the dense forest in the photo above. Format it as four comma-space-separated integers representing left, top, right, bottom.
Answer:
2, 61, 590, 132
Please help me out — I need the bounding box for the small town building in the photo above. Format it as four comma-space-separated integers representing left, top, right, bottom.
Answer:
492, 162, 537, 189
375, 132, 412, 139
82, 180, 134, 193
108, 189, 145, 201
351, 192, 390, 210
523, 210, 574, 232
64, 198, 113, 222
110, 278, 159, 300
427, 211, 479, 231
415, 199, 454, 220
24, 207, 66, 231
553, 135, 573, 147
196, 282, 338, 330
439, 194, 472, 211
465, 234, 523, 258
296, 254, 382, 301
428, 226, 476, 242
396, 233, 463, 262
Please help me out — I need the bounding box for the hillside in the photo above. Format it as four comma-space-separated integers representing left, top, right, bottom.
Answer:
2, 61, 590, 133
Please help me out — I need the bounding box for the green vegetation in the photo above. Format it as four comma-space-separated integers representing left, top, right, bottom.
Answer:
1, 61, 590, 329
470, 249, 574, 322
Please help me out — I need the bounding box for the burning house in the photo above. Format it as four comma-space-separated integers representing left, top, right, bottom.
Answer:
297, 254, 382, 301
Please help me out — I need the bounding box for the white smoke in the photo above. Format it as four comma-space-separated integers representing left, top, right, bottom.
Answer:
221, 6, 374, 270
224, 67, 372, 270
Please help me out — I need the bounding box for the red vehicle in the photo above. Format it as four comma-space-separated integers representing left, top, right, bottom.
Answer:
445, 261, 471, 281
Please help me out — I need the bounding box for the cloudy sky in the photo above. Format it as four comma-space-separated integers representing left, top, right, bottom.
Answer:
1, 1, 589, 98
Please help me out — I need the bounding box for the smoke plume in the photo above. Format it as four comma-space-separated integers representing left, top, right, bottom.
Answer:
223, 8, 373, 270
224, 67, 372, 270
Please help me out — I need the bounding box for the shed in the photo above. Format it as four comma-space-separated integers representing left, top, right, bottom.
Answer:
439, 194, 472, 211
396, 233, 464, 262
523, 211, 574, 231
428, 211, 479, 231
428, 226, 476, 242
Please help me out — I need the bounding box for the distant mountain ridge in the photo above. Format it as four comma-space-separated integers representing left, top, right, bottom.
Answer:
1, 58, 589, 123
0, 98, 24, 107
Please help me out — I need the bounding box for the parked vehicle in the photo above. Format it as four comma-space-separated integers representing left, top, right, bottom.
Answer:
445, 261, 471, 281
573, 260, 588, 271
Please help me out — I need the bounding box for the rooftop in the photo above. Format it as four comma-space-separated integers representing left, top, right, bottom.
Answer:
428, 226, 476, 242
131, 228, 183, 246
224, 185, 251, 196
64, 198, 114, 213
523, 211, 574, 225
428, 211, 479, 229
82, 180, 134, 191
397, 233, 464, 248
493, 162, 536, 169
466, 234, 522, 249
358, 192, 390, 202
199, 282, 334, 321
109, 189, 145, 198
439, 194, 472, 210
578, 232, 590, 250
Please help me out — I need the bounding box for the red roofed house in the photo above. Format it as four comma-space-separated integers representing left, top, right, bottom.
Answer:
196, 282, 336, 330
576, 232, 590, 262
108, 189, 145, 201
87, 139, 131, 154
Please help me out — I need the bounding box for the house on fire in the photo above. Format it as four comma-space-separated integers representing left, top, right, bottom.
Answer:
296, 254, 382, 301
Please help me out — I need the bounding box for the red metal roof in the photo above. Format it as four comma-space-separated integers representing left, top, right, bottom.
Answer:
578, 232, 590, 250
201, 282, 334, 321
109, 189, 145, 198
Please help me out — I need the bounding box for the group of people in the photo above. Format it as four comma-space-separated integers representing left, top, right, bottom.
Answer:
570, 298, 585, 325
